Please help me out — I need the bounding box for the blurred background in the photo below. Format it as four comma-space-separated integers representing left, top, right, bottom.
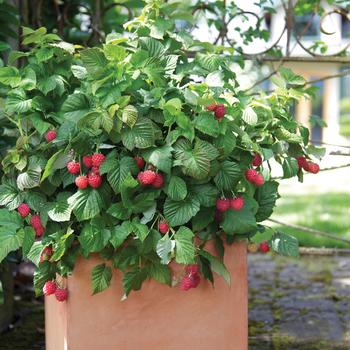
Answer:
0, 0, 349, 349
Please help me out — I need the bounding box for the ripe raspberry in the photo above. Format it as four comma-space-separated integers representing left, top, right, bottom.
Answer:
75, 175, 88, 189
17, 203, 30, 218
214, 104, 226, 120
55, 288, 68, 302
67, 161, 81, 174
253, 173, 264, 187
91, 153, 105, 167
307, 162, 320, 174
91, 166, 100, 174
134, 156, 145, 169
158, 221, 169, 234
31, 214, 43, 229
45, 130, 57, 142
296, 156, 308, 170
206, 103, 217, 111
137, 170, 156, 185
185, 264, 199, 275
88, 173, 102, 189
252, 153, 262, 167
83, 155, 93, 168
180, 276, 192, 291
43, 281, 57, 296
259, 241, 270, 253
190, 273, 201, 288
152, 173, 164, 188
230, 197, 244, 211
245, 169, 258, 183
40, 246, 53, 263
216, 198, 230, 212
35, 225, 45, 238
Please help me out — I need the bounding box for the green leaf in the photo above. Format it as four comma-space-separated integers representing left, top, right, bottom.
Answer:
27, 241, 44, 266
41, 150, 64, 182
167, 176, 187, 201
221, 205, 257, 235
121, 105, 138, 128
199, 250, 231, 284
107, 202, 132, 220
80, 48, 108, 77
62, 93, 91, 121
276, 128, 303, 143
47, 199, 72, 222
68, 189, 103, 221
175, 226, 195, 264
6, 90, 32, 113
71, 65, 87, 80
190, 183, 218, 207
121, 117, 155, 150
147, 263, 171, 285
242, 107, 258, 125
122, 267, 148, 298
91, 264, 113, 295
110, 222, 133, 248
192, 207, 215, 231
255, 181, 279, 222
79, 224, 111, 254
0, 223, 24, 263
22, 227, 35, 257
0, 66, 20, 87
0, 181, 22, 210
270, 232, 299, 257
164, 196, 200, 227
193, 113, 219, 137
139, 37, 165, 57
17, 165, 41, 191
282, 158, 299, 179
156, 234, 174, 264
142, 146, 173, 174
132, 221, 149, 242
214, 161, 241, 191
279, 67, 306, 86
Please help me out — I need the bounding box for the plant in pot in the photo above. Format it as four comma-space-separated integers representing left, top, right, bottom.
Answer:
0, 4, 322, 349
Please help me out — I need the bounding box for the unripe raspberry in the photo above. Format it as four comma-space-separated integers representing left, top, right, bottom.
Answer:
45, 130, 57, 142
158, 221, 169, 234
230, 197, 244, 211
83, 155, 93, 168
245, 169, 258, 183
252, 153, 262, 167
152, 173, 164, 188
247, 243, 258, 253
253, 173, 264, 187
137, 170, 157, 185
67, 161, 81, 174
75, 175, 89, 189
206, 103, 217, 111
216, 198, 230, 212
259, 241, 270, 253
55, 288, 68, 302
17, 203, 30, 218
307, 162, 320, 174
214, 104, 226, 119
43, 281, 57, 296
91, 153, 105, 167
88, 173, 102, 189
134, 156, 145, 169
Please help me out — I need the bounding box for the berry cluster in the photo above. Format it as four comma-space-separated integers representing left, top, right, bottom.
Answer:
40, 246, 53, 263
216, 197, 244, 213
247, 241, 270, 254
137, 169, 164, 188
31, 214, 45, 237
296, 156, 320, 174
180, 264, 201, 291
252, 153, 262, 167
43, 280, 68, 302
206, 103, 226, 120
68, 153, 106, 190
245, 169, 264, 186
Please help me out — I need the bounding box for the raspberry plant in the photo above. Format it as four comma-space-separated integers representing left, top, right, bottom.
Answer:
0, 11, 323, 298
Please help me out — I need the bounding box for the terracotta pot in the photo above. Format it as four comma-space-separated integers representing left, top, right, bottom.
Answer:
45, 241, 248, 350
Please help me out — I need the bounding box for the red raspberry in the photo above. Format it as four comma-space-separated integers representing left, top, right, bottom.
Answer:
67, 161, 81, 174
134, 156, 145, 169
31, 214, 43, 229
17, 203, 30, 218
214, 210, 222, 222
91, 166, 100, 174
245, 169, 258, 183
230, 197, 244, 211
259, 241, 270, 253
40, 246, 53, 263
152, 173, 164, 188
253, 173, 264, 187
91, 153, 105, 167
55, 288, 68, 302
137, 170, 156, 185
190, 274, 201, 288
296, 156, 308, 170
216, 198, 230, 212
45, 130, 57, 142
180, 276, 193, 291
158, 221, 169, 234
252, 153, 262, 167
206, 103, 217, 111
35, 225, 45, 238
43, 281, 57, 296
75, 175, 89, 189
185, 264, 199, 275
83, 155, 93, 168
88, 173, 102, 189
307, 162, 320, 174
214, 104, 226, 120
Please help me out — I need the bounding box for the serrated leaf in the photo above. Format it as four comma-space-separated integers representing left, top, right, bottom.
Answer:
189, 183, 218, 207
27, 241, 44, 266
221, 205, 257, 235
214, 161, 241, 191
110, 222, 133, 248
255, 181, 280, 222
22, 227, 35, 257
156, 234, 174, 264
175, 226, 195, 264
270, 232, 299, 257
71, 65, 87, 79
121, 117, 155, 150
79, 224, 111, 254
164, 196, 200, 227
62, 93, 91, 121
0, 224, 24, 263
193, 113, 220, 137
142, 146, 173, 174
0, 181, 22, 210
167, 176, 187, 201
242, 107, 258, 125
121, 105, 138, 127
282, 158, 299, 179
122, 267, 148, 298
17, 165, 41, 191
80, 48, 108, 77
0, 66, 20, 87
132, 221, 149, 242
41, 150, 64, 182
47, 199, 72, 222
92, 264, 113, 295
199, 250, 231, 284
68, 189, 103, 221
147, 263, 171, 285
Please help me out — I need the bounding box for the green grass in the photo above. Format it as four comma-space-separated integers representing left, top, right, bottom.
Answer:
254, 192, 350, 248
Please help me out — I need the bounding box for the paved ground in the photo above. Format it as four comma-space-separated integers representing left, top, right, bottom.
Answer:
248, 254, 350, 350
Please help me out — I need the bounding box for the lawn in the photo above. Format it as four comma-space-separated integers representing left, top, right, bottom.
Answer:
254, 192, 350, 248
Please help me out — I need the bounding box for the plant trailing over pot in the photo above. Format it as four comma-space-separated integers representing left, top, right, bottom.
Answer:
0, 4, 322, 300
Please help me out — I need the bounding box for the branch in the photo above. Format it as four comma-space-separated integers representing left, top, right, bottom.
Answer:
299, 247, 350, 256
